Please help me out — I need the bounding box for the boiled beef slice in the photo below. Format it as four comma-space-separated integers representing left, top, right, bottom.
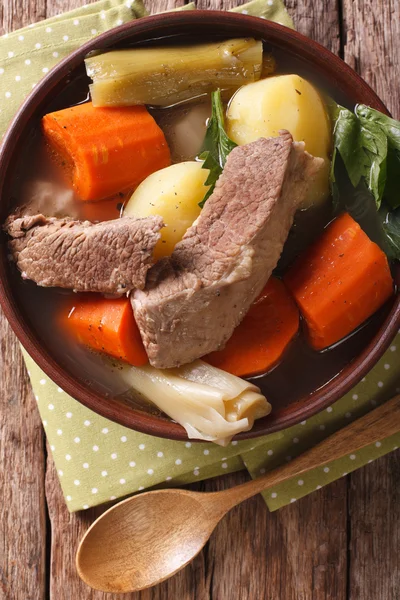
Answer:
133, 132, 324, 368
6, 214, 163, 294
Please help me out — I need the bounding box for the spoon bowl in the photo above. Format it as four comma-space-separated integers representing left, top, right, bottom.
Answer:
76, 489, 220, 592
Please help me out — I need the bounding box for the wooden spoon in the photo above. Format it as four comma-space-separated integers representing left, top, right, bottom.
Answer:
77, 395, 400, 593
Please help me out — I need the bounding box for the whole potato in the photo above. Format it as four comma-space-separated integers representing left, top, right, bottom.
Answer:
226, 74, 331, 157
124, 161, 210, 259
226, 75, 331, 206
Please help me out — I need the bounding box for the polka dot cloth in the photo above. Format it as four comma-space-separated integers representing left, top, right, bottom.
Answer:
2, 0, 398, 512
22, 328, 400, 512
230, 0, 293, 23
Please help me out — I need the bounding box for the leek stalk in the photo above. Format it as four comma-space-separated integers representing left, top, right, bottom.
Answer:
85, 38, 265, 108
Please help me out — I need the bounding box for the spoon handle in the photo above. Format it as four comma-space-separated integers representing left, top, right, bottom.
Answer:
214, 395, 400, 512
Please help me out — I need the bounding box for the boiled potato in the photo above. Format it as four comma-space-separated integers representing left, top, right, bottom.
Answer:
226, 74, 331, 156
226, 74, 331, 206
124, 161, 210, 259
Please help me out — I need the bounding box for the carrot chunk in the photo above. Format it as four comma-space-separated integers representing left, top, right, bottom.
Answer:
205, 277, 299, 377
284, 212, 394, 350
63, 296, 148, 366
42, 102, 171, 202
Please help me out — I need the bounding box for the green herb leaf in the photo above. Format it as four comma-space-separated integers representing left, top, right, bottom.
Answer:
356, 104, 400, 151
198, 151, 221, 209
201, 88, 237, 166
354, 105, 400, 208
198, 89, 237, 208
332, 105, 388, 208
332, 107, 364, 188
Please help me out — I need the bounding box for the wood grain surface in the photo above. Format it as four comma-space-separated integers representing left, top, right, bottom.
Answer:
0, 1, 399, 599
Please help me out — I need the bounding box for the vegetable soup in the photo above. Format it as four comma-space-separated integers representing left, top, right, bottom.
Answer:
5, 37, 398, 444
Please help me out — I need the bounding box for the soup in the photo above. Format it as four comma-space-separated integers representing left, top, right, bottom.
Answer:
4, 37, 397, 444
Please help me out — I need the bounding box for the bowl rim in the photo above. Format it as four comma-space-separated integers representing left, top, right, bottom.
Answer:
0, 10, 399, 441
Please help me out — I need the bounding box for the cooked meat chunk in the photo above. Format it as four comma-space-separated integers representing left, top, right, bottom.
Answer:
133, 132, 324, 368
6, 214, 163, 294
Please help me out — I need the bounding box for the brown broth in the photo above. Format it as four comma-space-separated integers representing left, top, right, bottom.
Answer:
6, 44, 386, 415
151, 100, 211, 163
249, 309, 388, 409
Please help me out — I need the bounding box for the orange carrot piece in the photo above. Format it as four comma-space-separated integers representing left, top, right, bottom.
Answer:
205, 277, 299, 377
42, 102, 171, 202
284, 212, 394, 351
64, 296, 148, 366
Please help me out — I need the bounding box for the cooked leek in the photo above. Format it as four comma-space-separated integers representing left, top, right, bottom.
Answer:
85, 38, 264, 108
117, 359, 271, 446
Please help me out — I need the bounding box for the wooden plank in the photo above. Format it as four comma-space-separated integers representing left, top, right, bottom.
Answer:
203, 472, 347, 599
342, 0, 400, 117
348, 452, 400, 600
0, 0, 46, 33
45, 0, 93, 18
285, 0, 340, 53
195, 0, 247, 10
0, 309, 47, 600
341, 2, 400, 598
147, 0, 186, 12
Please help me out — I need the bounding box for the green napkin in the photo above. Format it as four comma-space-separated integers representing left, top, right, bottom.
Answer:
2, 0, 399, 513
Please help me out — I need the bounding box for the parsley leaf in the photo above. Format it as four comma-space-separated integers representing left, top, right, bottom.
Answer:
198, 151, 221, 208
356, 105, 400, 209
332, 105, 387, 208
356, 104, 400, 151
198, 89, 237, 208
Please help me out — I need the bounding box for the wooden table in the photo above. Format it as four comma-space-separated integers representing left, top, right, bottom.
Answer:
0, 0, 399, 598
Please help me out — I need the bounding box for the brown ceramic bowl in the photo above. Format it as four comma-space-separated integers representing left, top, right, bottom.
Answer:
0, 11, 399, 441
